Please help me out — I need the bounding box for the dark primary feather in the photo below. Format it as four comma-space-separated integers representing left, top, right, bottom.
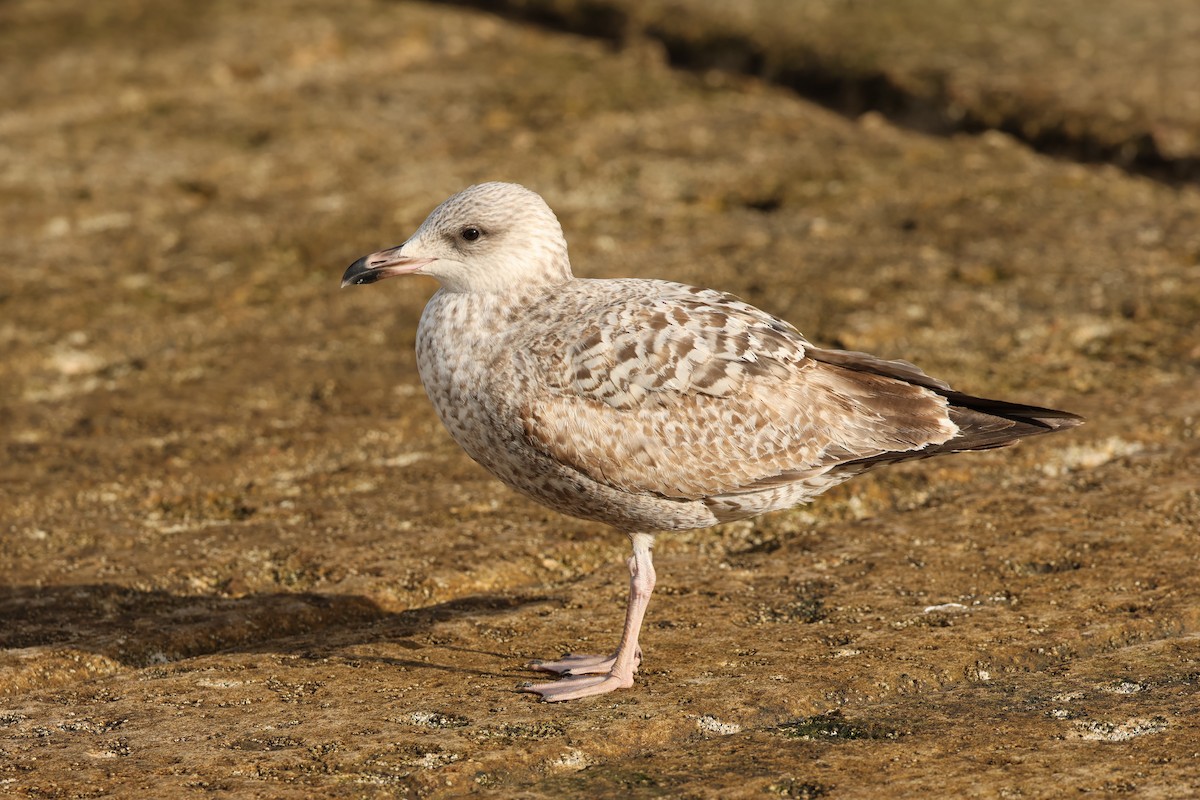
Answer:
812, 348, 1084, 471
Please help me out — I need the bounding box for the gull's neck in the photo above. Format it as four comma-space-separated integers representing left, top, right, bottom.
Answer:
424, 280, 562, 335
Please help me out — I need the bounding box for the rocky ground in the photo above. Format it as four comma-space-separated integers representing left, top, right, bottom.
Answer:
2, 0, 1199, 797
472, 0, 1200, 178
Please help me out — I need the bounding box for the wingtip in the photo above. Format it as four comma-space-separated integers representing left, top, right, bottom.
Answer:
1032, 409, 1085, 431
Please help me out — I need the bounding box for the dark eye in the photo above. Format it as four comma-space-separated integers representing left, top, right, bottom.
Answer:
461, 227, 481, 242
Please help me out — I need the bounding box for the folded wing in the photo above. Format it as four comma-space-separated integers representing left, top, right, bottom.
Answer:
514, 282, 969, 501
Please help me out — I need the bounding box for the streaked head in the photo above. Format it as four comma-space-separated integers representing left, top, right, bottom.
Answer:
341, 182, 572, 294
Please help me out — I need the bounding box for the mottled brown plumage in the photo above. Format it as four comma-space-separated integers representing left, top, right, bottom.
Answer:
342, 182, 1082, 702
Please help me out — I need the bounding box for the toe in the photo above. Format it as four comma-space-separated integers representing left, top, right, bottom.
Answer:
528, 648, 642, 676
528, 653, 615, 675
523, 672, 635, 702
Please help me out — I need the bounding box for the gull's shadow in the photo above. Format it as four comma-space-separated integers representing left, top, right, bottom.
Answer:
0, 583, 552, 678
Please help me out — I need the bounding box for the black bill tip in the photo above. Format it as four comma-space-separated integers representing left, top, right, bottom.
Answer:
341, 255, 380, 287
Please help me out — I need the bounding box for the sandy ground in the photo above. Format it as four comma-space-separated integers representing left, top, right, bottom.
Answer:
2, 1, 1199, 797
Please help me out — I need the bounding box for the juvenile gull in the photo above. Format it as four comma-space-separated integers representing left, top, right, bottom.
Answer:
342, 182, 1082, 702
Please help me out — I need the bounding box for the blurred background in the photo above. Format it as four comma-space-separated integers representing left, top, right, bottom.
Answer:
2, 0, 1199, 796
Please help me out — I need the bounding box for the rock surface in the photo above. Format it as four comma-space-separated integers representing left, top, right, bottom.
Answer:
465, 0, 1200, 178
2, 0, 1199, 797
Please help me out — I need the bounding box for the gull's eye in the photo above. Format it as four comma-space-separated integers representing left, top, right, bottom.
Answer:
461, 227, 481, 242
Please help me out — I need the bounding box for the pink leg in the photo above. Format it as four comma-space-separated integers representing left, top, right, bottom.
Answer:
525, 533, 657, 702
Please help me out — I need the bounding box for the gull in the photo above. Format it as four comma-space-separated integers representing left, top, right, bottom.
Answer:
342, 182, 1082, 702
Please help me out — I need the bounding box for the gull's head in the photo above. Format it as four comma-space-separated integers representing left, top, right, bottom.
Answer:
341, 182, 572, 294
